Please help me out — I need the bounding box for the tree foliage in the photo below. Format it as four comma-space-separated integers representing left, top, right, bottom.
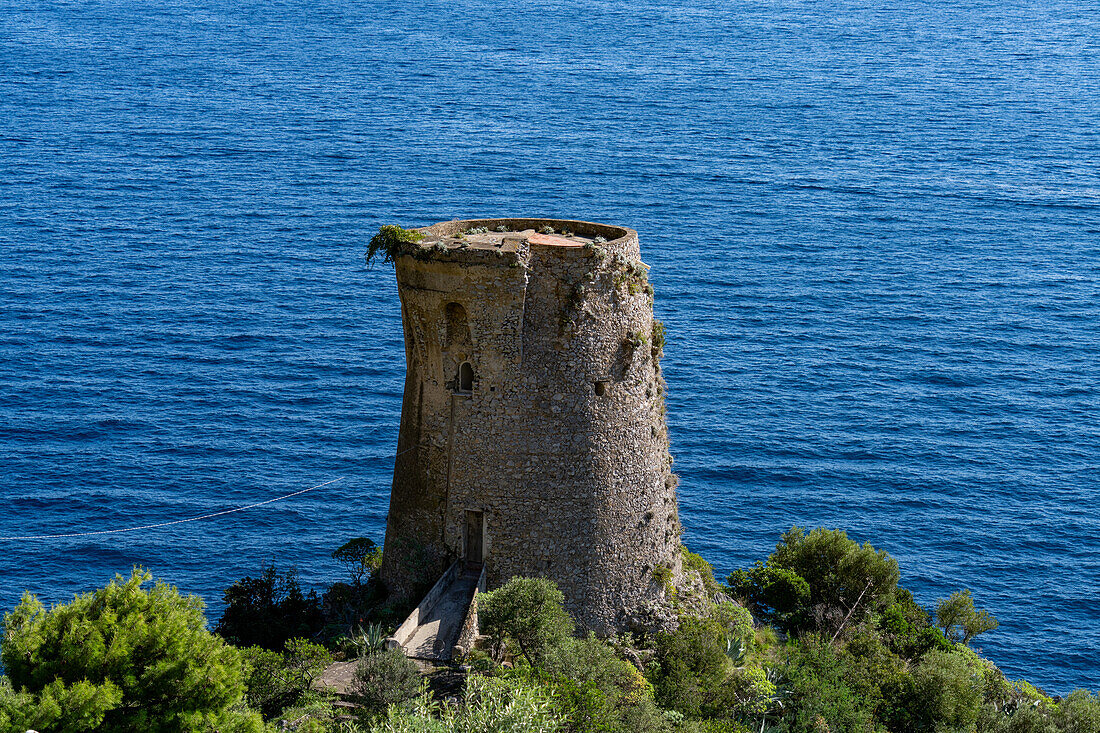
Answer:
727, 563, 810, 631
333, 537, 384, 588
778, 634, 880, 733
728, 527, 899, 637
3, 531, 1094, 733
215, 563, 324, 650
769, 527, 900, 634
242, 637, 333, 719
479, 577, 574, 667
910, 650, 985, 731
936, 589, 999, 645
1052, 690, 1100, 732
650, 618, 736, 719
1, 567, 262, 733
352, 648, 422, 718
0, 675, 121, 733
366, 225, 424, 267
877, 590, 954, 661
541, 634, 668, 732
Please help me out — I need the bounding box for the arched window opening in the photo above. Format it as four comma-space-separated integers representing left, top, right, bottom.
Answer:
444, 302, 470, 347
458, 362, 474, 394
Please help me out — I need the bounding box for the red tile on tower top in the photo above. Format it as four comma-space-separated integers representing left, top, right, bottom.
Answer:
527, 232, 584, 247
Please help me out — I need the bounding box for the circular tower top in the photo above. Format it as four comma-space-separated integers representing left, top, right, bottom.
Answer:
412, 218, 636, 255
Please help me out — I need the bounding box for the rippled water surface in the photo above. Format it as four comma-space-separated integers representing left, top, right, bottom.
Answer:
1, 0, 1098, 691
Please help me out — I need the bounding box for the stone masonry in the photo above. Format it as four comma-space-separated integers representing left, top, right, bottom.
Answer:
378, 218, 682, 635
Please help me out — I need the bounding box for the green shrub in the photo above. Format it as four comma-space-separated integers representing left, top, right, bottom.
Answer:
352, 648, 422, 718
909, 650, 984, 732
215, 563, 324, 650
878, 592, 953, 661
652, 320, 667, 356
367, 225, 424, 266
975, 688, 1100, 733
1051, 690, 1100, 732
653, 565, 674, 591
727, 666, 775, 717
242, 637, 333, 719
463, 648, 498, 673
369, 675, 565, 733
682, 545, 722, 597
768, 527, 899, 635
456, 675, 565, 732
839, 627, 913, 730
540, 634, 667, 732
545, 634, 643, 694
2, 567, 262, 732
706, 601, 755, 647
936, 590, 999, 646
976, 701, 1057, 733
650, 618, 736, 719
777, 634, 877, 733
726, 563, 810, 632
479, 577, 574, 667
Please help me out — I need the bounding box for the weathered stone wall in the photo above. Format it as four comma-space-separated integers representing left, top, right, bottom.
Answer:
379, 218, 681, 635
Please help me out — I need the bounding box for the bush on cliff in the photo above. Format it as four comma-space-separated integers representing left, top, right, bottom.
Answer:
366, 225, 424, 267
767, 526, 899, 635
876, 589, 954, 660
215, 563, 324, 650
241, 637, 333, 719
936, 589, 1000, 646
539, 634, 670, 732
477, 579, 670, 732
650, 617, 736, 719
726, 563, 810, 632
1, 567, 262, 732
369, 674, 564, 733
352, 647, 422, 718
479, 577, 574, 667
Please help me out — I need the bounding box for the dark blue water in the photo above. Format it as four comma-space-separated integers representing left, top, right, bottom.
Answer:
1, 0, 1098, 692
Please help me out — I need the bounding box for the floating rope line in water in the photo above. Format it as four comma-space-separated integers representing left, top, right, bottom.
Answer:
0, 477, 344, 541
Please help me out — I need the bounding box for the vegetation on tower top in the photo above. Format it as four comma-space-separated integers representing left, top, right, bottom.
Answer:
366, 225, 424, 267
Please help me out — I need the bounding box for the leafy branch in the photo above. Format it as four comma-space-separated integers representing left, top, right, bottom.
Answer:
366, 225, 424, 267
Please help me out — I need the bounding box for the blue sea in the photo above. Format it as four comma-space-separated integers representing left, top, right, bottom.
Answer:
1, 0, 1098, 692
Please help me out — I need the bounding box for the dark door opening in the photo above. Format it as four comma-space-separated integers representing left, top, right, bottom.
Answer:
465, 510, 484, 568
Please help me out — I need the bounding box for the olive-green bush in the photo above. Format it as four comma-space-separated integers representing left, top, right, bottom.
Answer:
242, 637, 333, 719
352, 648, 422, 718
215, 563, 324, 650
369, 675, 563, 733
479, 577, 574, 667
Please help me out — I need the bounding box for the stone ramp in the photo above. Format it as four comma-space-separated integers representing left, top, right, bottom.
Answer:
403, 569, 480, 660
387, 562, 485, 662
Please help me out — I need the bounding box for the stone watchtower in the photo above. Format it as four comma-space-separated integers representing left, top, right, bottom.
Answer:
379, 218, 681, 635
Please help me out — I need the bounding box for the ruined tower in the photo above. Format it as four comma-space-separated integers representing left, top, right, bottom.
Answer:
379, 218, 681, 634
